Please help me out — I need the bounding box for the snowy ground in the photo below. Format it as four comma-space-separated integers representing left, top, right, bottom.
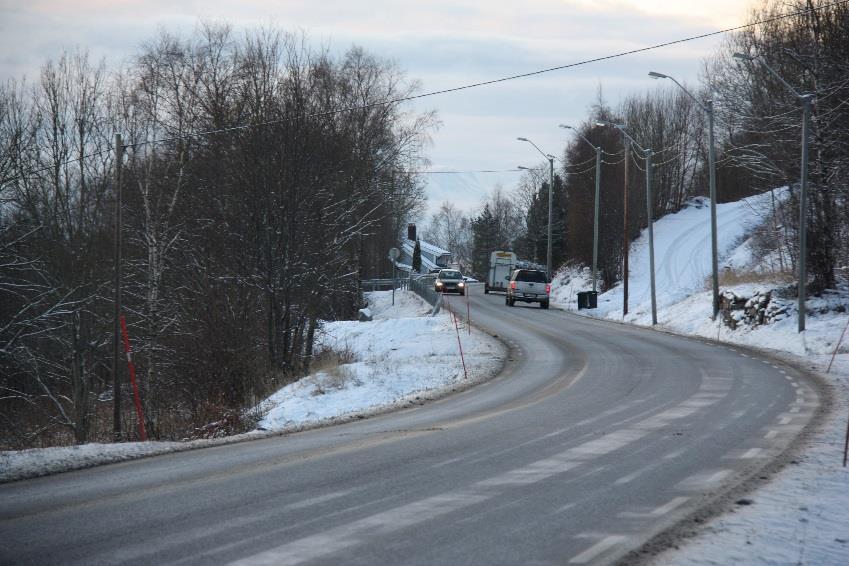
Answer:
0, 289, 504, 483
256, 290, 504, 431
550, 191, 849, 565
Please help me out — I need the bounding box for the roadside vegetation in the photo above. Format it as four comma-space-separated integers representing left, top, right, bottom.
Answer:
0, 24, 435, 448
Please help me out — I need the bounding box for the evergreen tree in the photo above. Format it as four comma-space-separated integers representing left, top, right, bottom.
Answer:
471, 204, 500, 277
412, 238, 422, 273
520, 175, 566, 270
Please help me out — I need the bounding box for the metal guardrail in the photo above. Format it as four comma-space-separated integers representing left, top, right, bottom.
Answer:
361, 278, 408, 292
408, 274, 439, 306
365, 274, 473, 310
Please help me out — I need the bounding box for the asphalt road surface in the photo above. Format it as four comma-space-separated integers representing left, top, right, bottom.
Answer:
0, 285, 819, 565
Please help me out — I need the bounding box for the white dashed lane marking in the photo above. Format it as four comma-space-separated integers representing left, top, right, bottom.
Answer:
570, 535, 629, 564
618, 497, 690, 519
676, 469, 731, 491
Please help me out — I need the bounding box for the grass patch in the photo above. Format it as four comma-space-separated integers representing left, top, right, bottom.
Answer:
712, 268, 795, 288
310, 345, 357, 374
309, 345, 358, 395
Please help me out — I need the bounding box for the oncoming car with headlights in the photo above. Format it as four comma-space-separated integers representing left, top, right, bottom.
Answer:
434, 269, 465, 295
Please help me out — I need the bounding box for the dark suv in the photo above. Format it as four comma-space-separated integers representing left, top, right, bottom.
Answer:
506, 269, 550, 308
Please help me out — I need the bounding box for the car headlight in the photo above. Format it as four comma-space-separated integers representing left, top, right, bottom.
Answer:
458, 281, 465, 287
436, 281, 443, 286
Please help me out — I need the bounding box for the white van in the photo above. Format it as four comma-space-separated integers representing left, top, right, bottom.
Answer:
485, 251, 516, 294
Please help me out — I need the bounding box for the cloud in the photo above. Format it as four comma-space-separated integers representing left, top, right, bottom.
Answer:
0, 0, 756, 211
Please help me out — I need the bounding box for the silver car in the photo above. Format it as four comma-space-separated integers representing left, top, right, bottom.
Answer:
506, 269, 549, 308
435, 269, 466, 295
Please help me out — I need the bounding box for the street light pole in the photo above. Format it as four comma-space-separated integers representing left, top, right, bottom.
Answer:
623, 138, 630, 316
517, 165, 544, 265
547, 154, 554, 280
599, 121, 658, 324
645, 149, 657, 325
518, 137, 556, 280
559, 124, 602, 293
649, 71, 720, 320
733, 53, 813, 332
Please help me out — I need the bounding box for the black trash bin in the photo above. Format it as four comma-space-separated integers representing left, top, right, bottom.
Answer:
577, 291, 598, 310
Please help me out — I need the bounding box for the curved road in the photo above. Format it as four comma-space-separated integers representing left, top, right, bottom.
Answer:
0, 285, 818, 565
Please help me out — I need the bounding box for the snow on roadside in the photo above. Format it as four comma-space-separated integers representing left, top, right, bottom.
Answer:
550, 192, 849, 565
649, 291, 849, 566
0, 441, 185, 483
257, 290, 504, 430
1, 289, 504, 483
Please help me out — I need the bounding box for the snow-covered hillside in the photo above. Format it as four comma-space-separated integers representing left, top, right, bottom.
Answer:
552, 192, 785, 318
550, 190, 849, 565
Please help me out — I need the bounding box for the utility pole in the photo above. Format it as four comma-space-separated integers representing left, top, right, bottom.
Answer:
622, 138, 630, 316
113, 133, 123, 442
547, 154, 554, 281
356, 231, 363, 310
798, 95, 811, 332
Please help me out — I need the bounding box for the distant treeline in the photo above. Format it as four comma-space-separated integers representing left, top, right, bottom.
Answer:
426, 0, 848, 295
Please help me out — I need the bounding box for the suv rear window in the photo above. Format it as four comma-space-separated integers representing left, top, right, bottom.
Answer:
514, 270, 547, 283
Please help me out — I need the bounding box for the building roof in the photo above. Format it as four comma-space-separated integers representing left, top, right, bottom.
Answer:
417, 240, 451, 257
400, 239, 451, 272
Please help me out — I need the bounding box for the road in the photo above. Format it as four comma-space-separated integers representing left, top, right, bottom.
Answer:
0, 285, 818, 565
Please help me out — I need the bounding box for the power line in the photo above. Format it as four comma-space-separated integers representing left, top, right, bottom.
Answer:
2, 0, 847, 185
411, 169, 523, 174
0, 148, 114, 186
131, 0, 848, 149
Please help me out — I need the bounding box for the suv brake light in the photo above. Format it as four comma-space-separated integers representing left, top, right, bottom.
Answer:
510, 281, 517, 290
545, 283, 551, 294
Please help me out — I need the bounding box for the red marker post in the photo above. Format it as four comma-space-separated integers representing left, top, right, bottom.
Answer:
119, 315, 147, 441
466, 283, 471, 335
445, 296, 468, 379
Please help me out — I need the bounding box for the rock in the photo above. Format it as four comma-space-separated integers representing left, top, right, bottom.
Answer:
358, 308, 373, 322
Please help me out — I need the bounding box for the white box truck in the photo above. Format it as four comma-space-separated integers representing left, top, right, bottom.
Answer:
485, 251, 516, 294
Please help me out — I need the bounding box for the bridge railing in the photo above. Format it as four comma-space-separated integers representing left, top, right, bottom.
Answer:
408, 274, 439, 306
360, 278, 408, 292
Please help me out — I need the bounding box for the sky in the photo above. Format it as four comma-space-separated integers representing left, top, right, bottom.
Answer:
0, 0, 757, 216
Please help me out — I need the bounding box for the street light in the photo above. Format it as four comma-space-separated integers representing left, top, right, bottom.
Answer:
598, 121, 658, 325
733, 52, 813, 333
517, 137, 556, 280
649, 70, 720, 321
559, 124, 602, 294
